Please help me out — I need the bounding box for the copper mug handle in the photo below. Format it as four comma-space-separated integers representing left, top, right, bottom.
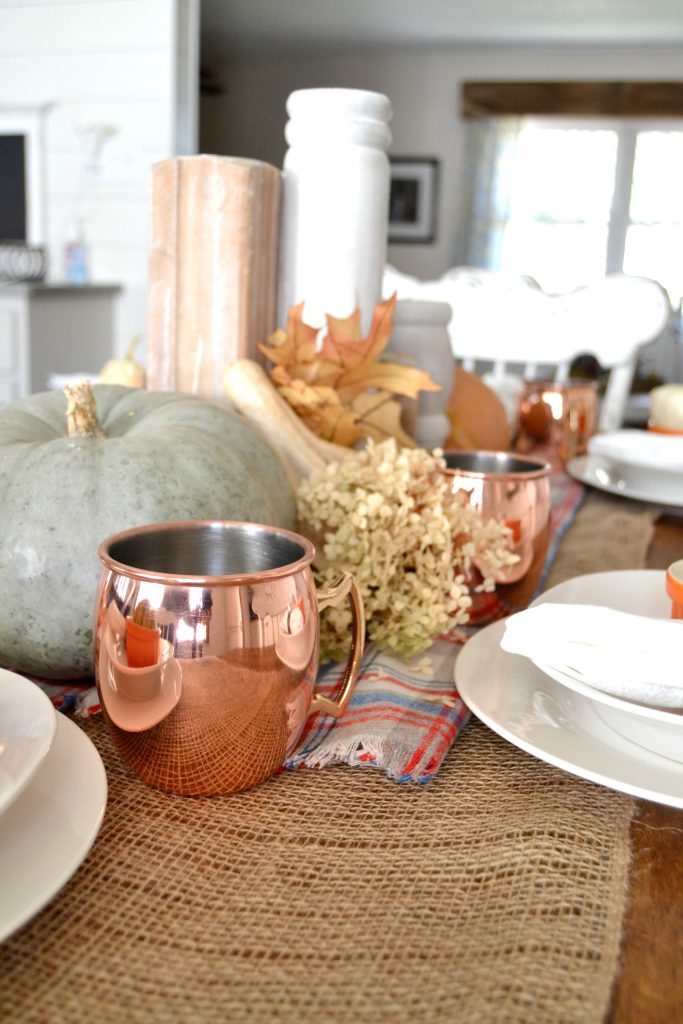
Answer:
309, 572, 365, 718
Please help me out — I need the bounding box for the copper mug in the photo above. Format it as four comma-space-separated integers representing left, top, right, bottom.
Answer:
515, 379, 598, 465
442, 451, 552, 626
94, 520, 364, 796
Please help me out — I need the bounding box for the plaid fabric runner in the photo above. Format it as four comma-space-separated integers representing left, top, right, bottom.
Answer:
35, 472, 585, 782
287, 471, 585, 782
284, 634, 469, 782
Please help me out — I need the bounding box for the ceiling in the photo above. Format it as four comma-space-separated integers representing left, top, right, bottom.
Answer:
200, 0, 683, 59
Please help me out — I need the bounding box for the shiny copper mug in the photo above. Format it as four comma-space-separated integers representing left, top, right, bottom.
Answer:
442, 451, 552, 626
94, 520, 364, 796
515, 379, 598, 465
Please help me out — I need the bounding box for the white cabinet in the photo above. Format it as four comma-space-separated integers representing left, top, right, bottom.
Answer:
0, 283, 120, 401
0, 297, 29, 403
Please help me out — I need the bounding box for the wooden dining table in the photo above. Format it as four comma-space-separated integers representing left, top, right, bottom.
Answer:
1, 489, 682, 1024
607, 512, 683, 1024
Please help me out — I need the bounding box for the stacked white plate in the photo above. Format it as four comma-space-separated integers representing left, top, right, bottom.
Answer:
455, 570, 683, 808
0, 670, 107, 943
567, 429, 683, 508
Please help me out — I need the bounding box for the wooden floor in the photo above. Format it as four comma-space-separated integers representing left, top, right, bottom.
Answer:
606, 515, 683, 1023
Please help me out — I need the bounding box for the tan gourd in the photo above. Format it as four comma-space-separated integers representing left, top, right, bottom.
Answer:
223, 358, 351, 489
99, 336, 146, 388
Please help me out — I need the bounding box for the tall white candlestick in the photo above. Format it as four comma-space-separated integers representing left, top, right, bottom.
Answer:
277, 88, 393, 336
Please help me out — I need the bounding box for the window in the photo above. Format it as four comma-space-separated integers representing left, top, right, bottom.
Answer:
463, 116, 683, 308
623, 129, 683, 308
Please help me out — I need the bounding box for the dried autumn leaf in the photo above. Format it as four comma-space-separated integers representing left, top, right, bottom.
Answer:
336, 361, 441, 401
318, 404, 363, 447
260, 294, 441, 448
271, 362, 340, 392
278, 380, 341, 413
350, 390, 416, 448
265, 335, 319, 371
325, 308, 363, 342
364, 293, 400, 362
260, 302, 319, 367
285, 302, 320, 352
320, 293, 396, 369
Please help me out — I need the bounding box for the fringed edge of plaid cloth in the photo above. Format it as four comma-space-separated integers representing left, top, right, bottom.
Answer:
285, 633, 471, 784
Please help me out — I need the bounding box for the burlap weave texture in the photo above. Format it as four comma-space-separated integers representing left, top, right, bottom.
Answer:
544, 491, 656, 589
0, 493, 656, 1024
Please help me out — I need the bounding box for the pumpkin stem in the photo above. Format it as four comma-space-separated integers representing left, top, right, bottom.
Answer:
124, 334, 141, 362
64, 380, 105, 439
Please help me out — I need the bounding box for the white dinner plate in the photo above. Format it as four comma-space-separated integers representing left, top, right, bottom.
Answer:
0, 713, 107, 944
455, 576, 683, 807
0, 670, 56, 816
567, 452, 683, 509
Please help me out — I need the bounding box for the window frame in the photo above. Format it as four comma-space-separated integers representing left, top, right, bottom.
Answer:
503, 115, 683, 298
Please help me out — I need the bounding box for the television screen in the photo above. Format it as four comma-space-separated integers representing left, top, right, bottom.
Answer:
0, 135, 26, 241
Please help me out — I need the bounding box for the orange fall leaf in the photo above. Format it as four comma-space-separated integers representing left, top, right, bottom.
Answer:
261, 294, 439, 448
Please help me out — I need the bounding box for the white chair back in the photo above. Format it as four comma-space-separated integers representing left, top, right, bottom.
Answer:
383, 266, 673, 432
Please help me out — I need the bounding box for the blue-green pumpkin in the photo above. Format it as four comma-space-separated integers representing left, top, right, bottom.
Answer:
0, 384, 296, 678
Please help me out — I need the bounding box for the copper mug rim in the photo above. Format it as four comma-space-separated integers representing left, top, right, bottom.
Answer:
97, 519, 316, 587
442, 449, 552, 481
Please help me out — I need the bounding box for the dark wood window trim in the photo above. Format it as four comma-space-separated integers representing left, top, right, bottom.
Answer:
461, 82, 683, 119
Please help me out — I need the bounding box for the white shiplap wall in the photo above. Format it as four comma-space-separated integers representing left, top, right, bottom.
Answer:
0, 0, 198, 360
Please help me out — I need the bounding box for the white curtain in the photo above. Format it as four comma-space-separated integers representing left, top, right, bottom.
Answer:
454, 117, 523, 268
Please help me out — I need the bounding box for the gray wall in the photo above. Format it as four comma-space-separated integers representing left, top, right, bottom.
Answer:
200, 44, 683, 281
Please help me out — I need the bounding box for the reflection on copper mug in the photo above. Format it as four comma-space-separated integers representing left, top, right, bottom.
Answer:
442, 451, 552, 626
94, 520, 365, 796
515, 379, 598, 464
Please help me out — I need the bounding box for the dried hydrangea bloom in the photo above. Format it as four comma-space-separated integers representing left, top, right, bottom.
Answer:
297, 439, 517, 661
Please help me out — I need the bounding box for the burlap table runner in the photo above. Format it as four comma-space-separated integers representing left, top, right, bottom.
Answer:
0, 492, 657, 1024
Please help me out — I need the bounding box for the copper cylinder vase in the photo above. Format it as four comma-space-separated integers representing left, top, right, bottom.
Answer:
94, 520, 364, 796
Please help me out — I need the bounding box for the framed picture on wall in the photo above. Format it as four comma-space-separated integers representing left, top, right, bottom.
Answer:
388, 157, 439, 244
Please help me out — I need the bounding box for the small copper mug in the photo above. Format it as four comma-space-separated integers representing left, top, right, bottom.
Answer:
515, 379, 597, 465
94, 520, 364, 796
442, 451, 552, 626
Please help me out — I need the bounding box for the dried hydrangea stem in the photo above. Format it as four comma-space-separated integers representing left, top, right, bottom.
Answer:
64, 380, 105, 439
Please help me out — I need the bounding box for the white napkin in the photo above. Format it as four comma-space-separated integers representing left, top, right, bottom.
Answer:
588, 430, 683, 471
500, 603, 683, 708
